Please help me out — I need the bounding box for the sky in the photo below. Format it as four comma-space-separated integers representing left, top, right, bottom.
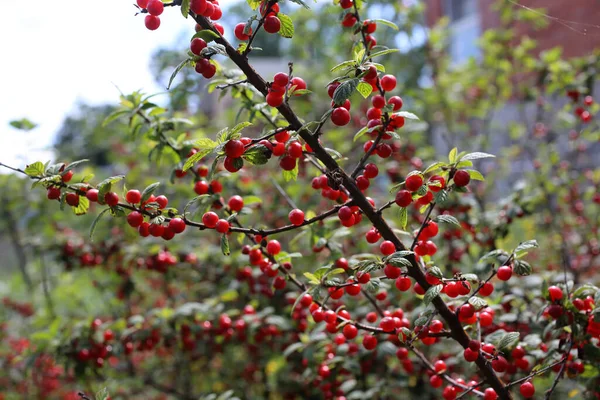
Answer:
0, 0, 234, 169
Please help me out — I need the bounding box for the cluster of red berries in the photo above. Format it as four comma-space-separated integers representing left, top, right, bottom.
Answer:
190, 36, 217, 79
138, 0, 165, 31
266, 72, 307, 107
309, 174, 352, 203
567, 90, 594, 123
71, 319, 116, 369
2, 297, 34, 317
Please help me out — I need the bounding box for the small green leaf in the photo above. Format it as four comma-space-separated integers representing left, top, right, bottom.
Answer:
278, 13, 294, 38
373, 19, 399, 30
330, 60, 355, 73
466, 169, 485, 181
89, 208, 111, 241
220, 234, 230, 256
424, 284, 443, 305
282, 162, 298, 181
356, 81, 373, 98
192, 30, 221, 42
102, 110, 129, 127
435, 214, 460, 226
460, 152, 495, 161
167, 59, 193, 90
9, 118, 37, 131
398, 207, 408, 230
141, 182, 160, 203
63, 159, 89, 173
333, 79, 360, 105
183, 147, 216, 171
393, 111, 419, 120
387, 256, 412, 268
513, 260, 532, 276
181, 0, 190, 17
428, 266, 443, 279
243, 195, 262, 205
71, 196, 90, 216
303, 272, 320, 284
97, 175, 125, 199
243, 144, 270, 165
423, 161, 445, 174
24, 161, 45, 177
228, 121, 252, 139
498, 332, 520, 351
514, 240, 539, 256
368, 48, 400, 59
95, 388, 110, 400
353, 126, 369, 142
448, 147, 458, 163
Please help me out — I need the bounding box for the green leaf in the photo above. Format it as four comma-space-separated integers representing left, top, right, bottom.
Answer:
243, 195, 262, 205
141, 182, 160, 203
97, 175, 125, 199
368, 48, 400, 59
353, 126, 369, 142
282, 163, 298, 182
333, 78, 360, 105
448, 147, 458, 163
435, 214, 460, 226
220, 234, 230, 256
356, 82, 373, 98
387, 256, 412, 268
514, 240, 539, 256
192, 30, 221, 42
9, 118, 37, 131
460, 152, 495, 161
330, 60, 355, 73
167, 59, 192, 90
181, 0, 190, 17
246, 0, 261, 9
229, 121, 252, 139
373, 19, 399, 30
278, 13, 294, 38
303, 272, 320, 284
513, 260, 532, 276
498, 332, 520, 351
428, 266, 443, 279
89, 208, 111, 241
423, 161, 445, 174
243, 144, 270, 165
393, 111, 419, 120
468, 296, 487, 310
283, 342, 304, 357
71, 195, 90, 216
414, 315, 429, 326
398, 207, 408, 230
24, 161, 45, 177
63, 159, 89, 173
183, 147, 216, 171
102, 110, 129, 127
466, 169, 485, 181
424, 284, 443, 305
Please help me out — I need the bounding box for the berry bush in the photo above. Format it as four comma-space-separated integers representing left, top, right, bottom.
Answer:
0, 0, 599, 399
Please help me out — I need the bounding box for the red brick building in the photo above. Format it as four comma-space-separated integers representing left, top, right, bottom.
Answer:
424, 0, 600, 62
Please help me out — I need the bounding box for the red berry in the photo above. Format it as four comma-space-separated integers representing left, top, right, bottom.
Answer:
215, 219, 230, 233
127, 211, 144, 228
228, 195, 244, 212
138, 222, 150, 237
380, 240, 396, 256
190, 38, 207, 55
155, 195, 168, 209
149, 224, 164, 237
137, 0, 149, 8
362, 334, 377, 350
372, 95, 386, 109
395, 276, 411, 291
264, 16, 281, 33
168, 218, 186, 234
519, 382, 535, 398
279, 156, 297, 171
190, 0, 207, 14
65, 193, 80, 207
479, 282, 494, 296
405, 174, 423, 192
289, 209, 304, 225
47, 187, 61, 200
331, 107, 351, 126
266, 240, 281, 255
380, 75, 397, 91
266, 92, 284, 107
300, 294, 313, 308
61, 170, 74, 183
86, 189, 99, 202
210, 180, 222, 193
464, 348, 478, 362
144, 15, 161, 30
483, 388, 497, 400
126, 190, 142, 204
147, 0, 164, 15
202, 212, 219, 228
342, 13, 357, 27
453, 170, 470, 187
104, 192, 119, 207
395, 190, 412, 207
548, 285, 563, 302
497, 266, 512, 281
388, 96, 403, 111
225, 140, 245, 158
194, 180, 209, 195
342, 324, 358, 339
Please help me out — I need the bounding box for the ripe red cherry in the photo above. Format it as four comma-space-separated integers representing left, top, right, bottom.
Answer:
288, 141, 303, 158
190, 38, 207, 55
548, 285, 563, 302
104, 192, 119, 207
190, 0, 207, 14
168, 218, 186, 234
356, 271, 370, 284
372, 95, 386, 109
363, 19, 377, 33
442, 386, 456, 400
149, 223, 164, 237
388, 96, 403, 111
479, 282, 494, 296
61, 170, 74, 183
483, 388, 497, 400
147, 0, 164, 15
138, 222, 150, 237
428, 175, 445, 192
273, 72, 289, 87
422, 221, 439, 238
342, 324, 358, 339
299, 294, 313, 308
497, 265, 513, 281
464, 347, 478, 362
65, 193, 79, 207
228, 195, 244, 212
202, 212, 219, 228
137, 0, 149, 8
362, 334, 377, 350
279, 156, 297, 171
144, 15, 161, 30
395, 276, 411, 291
384, 264, 401, 279
405, 174, 423, 192
126, 190, 141, 204
365, 229, 380, 243
155, 195, 168, 209
266, 92, 284, 107
266, 240, 281, 255
263, 15, 281, 33
380, 75, 397, 91
331, 107, 350, 126
127, 211, 144, 228
215, 219, 230, 233
47, 187, 61, 200
194, 180, 209, 195
430, 375, 443, 388
211, 6, 223, 20
338, 206, 353, 221
459, 304, 475, 319
86, 189, 99, 202
342, 13, 357, 27
259, 1, 279, 16
225, 140, 245, 158
289, 209, 305, 225
380, 240, 396, 256
363, 163, 378, 179
290, 77, 307, 92
453, 170, 471, 187
395, 190, 412, 207
434, 360, 447, 373
520, 382, 535, 398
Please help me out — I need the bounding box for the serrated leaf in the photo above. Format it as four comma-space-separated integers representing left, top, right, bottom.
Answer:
468, 296, 487, 310
498, 332, 520, 351
278, 13, 294, 38
141, 182, 160, 203
466, 169, 485, 181
243, 144, 270, 165
514, 240, 539, 256
89, 208, 111, 241
229, 121, 252, 139
435, 214, 460, 226
333, 79, 360, 105
356, 81, 373, 98
183, 147, 216, 171
460, 152, 495, 161
220, 234, 230, 256
353, 126, 369, 142
513, 260, 532, 276
393, 111, 419, 120
373, 18, 399, 30
398, 207, 408, 230
24, 161, 45, 177
181, 0, 190, 17
167, 59, 192, 90
423, 284, 443, 306
330, 60, 355, 73
387, 256, 412, 268
369, 48, 400, 59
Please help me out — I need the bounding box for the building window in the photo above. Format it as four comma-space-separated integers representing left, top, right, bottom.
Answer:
445, 0, 481, 64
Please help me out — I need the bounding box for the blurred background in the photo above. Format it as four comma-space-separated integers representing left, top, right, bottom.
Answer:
0, 0, 599, 398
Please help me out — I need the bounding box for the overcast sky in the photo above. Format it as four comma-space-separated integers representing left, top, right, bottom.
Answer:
0, 0, 237, 169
